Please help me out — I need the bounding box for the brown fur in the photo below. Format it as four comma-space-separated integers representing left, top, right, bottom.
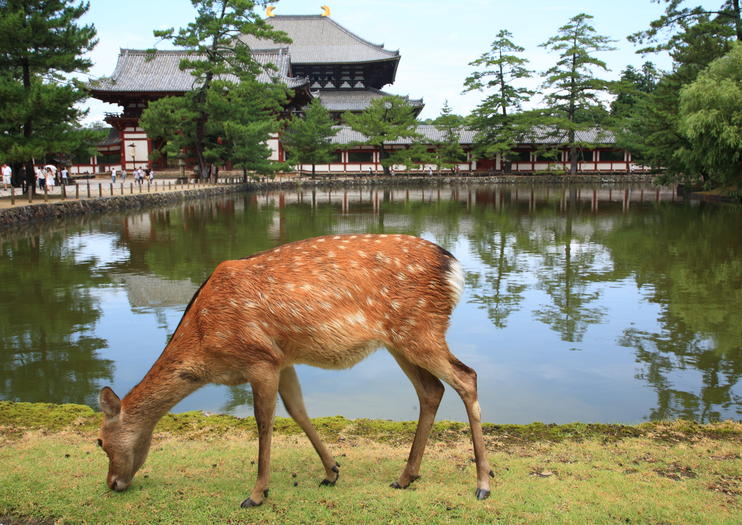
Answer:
97, 234, 492, 505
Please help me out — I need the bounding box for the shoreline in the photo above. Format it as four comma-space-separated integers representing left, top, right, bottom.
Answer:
1, 401, 738, 443
0, 174, 657, 229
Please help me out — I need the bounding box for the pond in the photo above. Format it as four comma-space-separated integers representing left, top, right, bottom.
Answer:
0, 184, 739, 424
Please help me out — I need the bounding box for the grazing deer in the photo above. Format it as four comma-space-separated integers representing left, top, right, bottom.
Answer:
97, 234, 493, 507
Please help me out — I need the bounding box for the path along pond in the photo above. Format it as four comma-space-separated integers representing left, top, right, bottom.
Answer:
1, 183, 739, 424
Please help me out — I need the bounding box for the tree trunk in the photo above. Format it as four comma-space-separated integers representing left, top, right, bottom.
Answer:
21, 59, 36, 193
733, 0, 742, 42
311, 164, 315, 179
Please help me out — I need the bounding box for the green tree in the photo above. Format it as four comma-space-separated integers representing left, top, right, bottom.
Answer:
281, 98, 337, 177
677, 43, 742, 187
540, 13, 615, 174
143, 0, 290, 179
0, 0, 97, 190
342, 95, 420, 176
463, 29, 535, 170
629, 0, 741, 50
610, 62, 661, 119
433, 101, 466, 173
620, 14, 734, 182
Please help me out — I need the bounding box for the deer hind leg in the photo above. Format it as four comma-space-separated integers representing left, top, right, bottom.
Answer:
240, 368, 279, 508
389, 351, 444, 490
404, 342, 493, 500
278, 366, 340, 486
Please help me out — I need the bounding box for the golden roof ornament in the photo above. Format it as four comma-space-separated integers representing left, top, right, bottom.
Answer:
321, 5, 331, 17
265, 5, 276, 17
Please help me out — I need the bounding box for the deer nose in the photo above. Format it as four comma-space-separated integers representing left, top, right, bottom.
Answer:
109, 478, 129, 492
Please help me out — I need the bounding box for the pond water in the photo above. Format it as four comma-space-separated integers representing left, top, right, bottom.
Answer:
0, 184, 740, 424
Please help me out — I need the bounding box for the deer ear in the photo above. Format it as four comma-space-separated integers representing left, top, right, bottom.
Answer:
99, 387, 121, 418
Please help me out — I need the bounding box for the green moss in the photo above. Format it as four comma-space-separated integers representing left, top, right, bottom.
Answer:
1, 402, 740, 445
0, 401, 98, 433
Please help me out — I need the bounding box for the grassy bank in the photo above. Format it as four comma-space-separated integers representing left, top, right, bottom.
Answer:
1, 403, 739, 524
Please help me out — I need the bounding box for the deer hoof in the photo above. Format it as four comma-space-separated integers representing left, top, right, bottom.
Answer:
475, 488, 490, 500
319, 478, 336, 487
240, 498, 262, 508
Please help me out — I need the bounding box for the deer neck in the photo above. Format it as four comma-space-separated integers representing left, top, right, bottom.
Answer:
121, 349, 203, 431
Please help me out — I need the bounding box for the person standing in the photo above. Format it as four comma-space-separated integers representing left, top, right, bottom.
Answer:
1, 163, 11, 190
61, 166, 69, 185
36, 166, 45, 191
111, 166, 117, 184
148, 168, 154, 184
46, 167, 55, 191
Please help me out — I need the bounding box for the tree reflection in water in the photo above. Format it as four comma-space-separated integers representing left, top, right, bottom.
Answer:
0, 231, 113, 406
0, 186, 739, 422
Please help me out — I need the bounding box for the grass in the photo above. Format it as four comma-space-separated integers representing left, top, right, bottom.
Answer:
0, 402, 740, 524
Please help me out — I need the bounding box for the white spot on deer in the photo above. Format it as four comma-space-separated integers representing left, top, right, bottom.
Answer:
327, 251, 336, 258
318, 238, 326, 243
300, 284, 313, 292
397, 273, 407, 281
417, 298, 427, 308
380, 234, 388, 238
390, 300, 401, 311
357, 250, 367, 258
347, 311, 367, 325
333, 236, 340, 240
374, 239, 381, 244
350, 235, 357, 239
366, 297, 375, 307
338, 245, 346, 250
244, 300, 259, 308
446, 259, 465, 305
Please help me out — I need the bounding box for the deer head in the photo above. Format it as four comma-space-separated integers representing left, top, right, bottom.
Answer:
97, 387, 153, 492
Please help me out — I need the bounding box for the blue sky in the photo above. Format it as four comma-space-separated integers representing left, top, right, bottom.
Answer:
79, 0, 720, 123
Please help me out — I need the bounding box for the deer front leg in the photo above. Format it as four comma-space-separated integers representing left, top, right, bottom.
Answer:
241, 371, 279, 508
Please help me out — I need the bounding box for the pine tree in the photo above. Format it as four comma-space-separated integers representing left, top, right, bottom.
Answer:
0, 0, 97, 190
342, 96, 420, 176
144, 0, 291, 180
463, 29, 535, 170
540, 13, 615, 174
629, 0, 741, 50
281, 98, 337, 178
433, 101, 466, 173
621, 13, 734, 182
677, 43, 742, 188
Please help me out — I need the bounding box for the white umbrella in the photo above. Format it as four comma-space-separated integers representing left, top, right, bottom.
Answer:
44, 164, 57, 172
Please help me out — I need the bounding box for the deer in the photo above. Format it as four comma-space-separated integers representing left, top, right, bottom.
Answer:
97, 233, 494, 508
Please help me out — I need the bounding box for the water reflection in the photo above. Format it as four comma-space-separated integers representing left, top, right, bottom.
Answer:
0, 232, 113, 406
0, 184, 739, 423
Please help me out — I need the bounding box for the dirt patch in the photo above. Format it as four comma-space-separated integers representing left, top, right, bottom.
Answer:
654, 462, 698, 481
707, 475, 742, 496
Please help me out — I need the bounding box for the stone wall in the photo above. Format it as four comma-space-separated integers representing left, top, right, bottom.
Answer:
0, 174, 657, 229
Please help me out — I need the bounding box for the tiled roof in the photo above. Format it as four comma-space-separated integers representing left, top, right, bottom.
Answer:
330, 125, 474, 145
515, 126, 616, 144
98, 127, 120, 146
330, 125, 613, 146
90, 48, 307, 93
318, 89, 423, 112
239, 16, 400, 64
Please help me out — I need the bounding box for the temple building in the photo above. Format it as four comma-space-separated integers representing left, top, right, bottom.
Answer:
88, 13, 423, 172
86, 12, 639, 176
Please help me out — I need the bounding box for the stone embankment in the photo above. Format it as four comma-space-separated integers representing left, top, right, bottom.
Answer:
0, 174, 656, 228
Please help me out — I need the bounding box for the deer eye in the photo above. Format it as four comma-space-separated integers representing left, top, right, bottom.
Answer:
96, 439, 103, 447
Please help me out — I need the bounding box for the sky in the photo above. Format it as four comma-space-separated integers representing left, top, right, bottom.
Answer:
78, 0, 719, 124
